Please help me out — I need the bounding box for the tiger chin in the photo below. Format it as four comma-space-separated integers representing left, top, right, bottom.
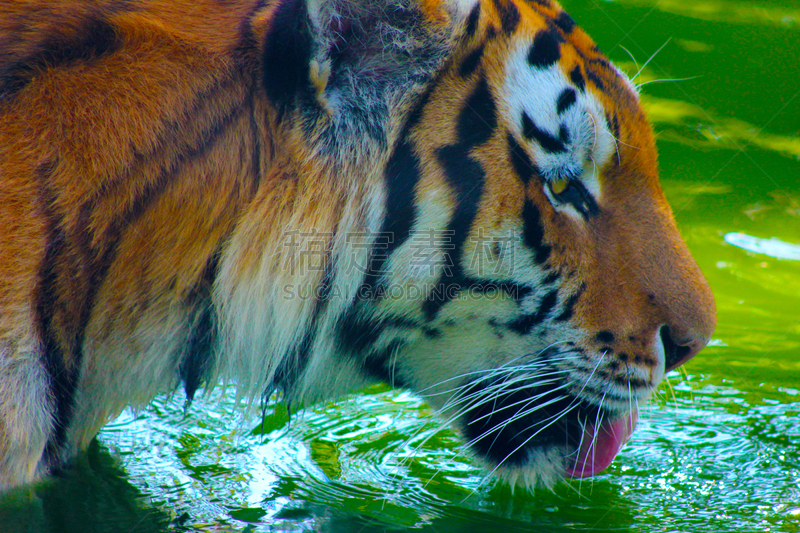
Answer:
0, 0, 715, 493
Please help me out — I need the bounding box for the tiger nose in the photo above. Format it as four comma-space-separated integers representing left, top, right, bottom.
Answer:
660, 325, 709, 372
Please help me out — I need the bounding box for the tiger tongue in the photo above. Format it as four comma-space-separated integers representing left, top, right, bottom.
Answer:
565, 408, 639, 479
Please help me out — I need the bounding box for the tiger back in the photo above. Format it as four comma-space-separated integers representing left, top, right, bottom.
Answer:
0, 0, 715, 491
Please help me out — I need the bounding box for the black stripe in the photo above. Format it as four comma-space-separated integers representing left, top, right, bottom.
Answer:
405, 86, 434, 131
359, 88, 431, 299
181, 303, 217, 403
570, 65, 586, 91
423, 327, 442, 338
248, 89, 264, 193
507, 133, 540, 185
1, 17, 121, 100
527, 29, 562, 69
459, 44, 485, 78
542, 270, 560, 285
422, 78, 497, 318
75, 99, 248, 268
553, 11, 576, 34
555, 178, 599, 217
81, 75, 247, 206
424, 146, 486, 319
508, 289, 558, 334
609, 112, 621, 165
234, 0, 268, 69
556, 88, 577, 115
555, 283, 584, 322
465, 3, 481, 37
536, 288, 558, 318
458, 77, 497, 147
422, 150, 482, 319
180, 252, 221, 403
596, 330, 615, 344
316, 255, 335, 304
383, 141, 421, 255
609, 112, 621, 141
274, 237, 336, 390
270, 329, 316, 396
558, 124, 571, 145
339, 306, 417, 387
492, 0, 521, 34
34, 168, 76, 470
338, 313, 427, 387
587, 57, 612, 71
338, 314, 385, 353
361, 139, 421, 298
586, 70, 605, 92
522, 199, 551, 264
521, 112, 567, 153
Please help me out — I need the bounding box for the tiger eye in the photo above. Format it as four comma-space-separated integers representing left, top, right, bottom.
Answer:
550, 177, 569, 195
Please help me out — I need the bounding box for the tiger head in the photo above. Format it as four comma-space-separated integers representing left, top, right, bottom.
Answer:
221, 0, 716, 488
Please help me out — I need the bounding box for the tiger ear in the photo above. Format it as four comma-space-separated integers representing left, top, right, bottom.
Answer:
259, 0, 316, 116
259, 0, 475, 138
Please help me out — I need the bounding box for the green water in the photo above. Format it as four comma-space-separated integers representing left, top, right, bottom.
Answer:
2, 0, 800, 531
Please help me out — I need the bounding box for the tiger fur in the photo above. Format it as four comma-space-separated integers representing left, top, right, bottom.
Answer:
0, 0, 716, 491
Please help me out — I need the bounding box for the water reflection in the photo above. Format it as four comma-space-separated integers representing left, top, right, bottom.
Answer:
608, 0, 799, 28
724, 233, 800, 261
0, 440, 171, 533
640, 95, 800, 161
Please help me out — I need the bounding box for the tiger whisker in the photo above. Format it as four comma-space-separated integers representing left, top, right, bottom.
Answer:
586, 111, 598, 153
561, 352, 608, 478
588, 390, 608, 490
469, 399, 575, 462
438, 370, 569, 412
398, 373, 573, 471
631, 37, 671, 83
575, 414, 589, 494
434, 390, 574, 485
477, 396, 580, 485
435, 381, 570, 435
437, 353, 589, 458
618, 45, 640, 72
416, 342, 574, 395
636, 76, 700, 88
464, 382, 571, 431
434, 376, 564, 437
605, 129, 640, 151
466, 388, 574, 460
426, 364, 564, 402
432, 365, 573, 412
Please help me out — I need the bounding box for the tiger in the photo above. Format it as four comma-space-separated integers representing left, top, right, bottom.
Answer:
0, 0, 716, 492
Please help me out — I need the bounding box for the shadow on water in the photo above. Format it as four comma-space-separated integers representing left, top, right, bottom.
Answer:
0, 441, 171, 533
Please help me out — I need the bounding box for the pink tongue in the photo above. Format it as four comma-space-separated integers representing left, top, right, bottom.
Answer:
565, 408, 639, 479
